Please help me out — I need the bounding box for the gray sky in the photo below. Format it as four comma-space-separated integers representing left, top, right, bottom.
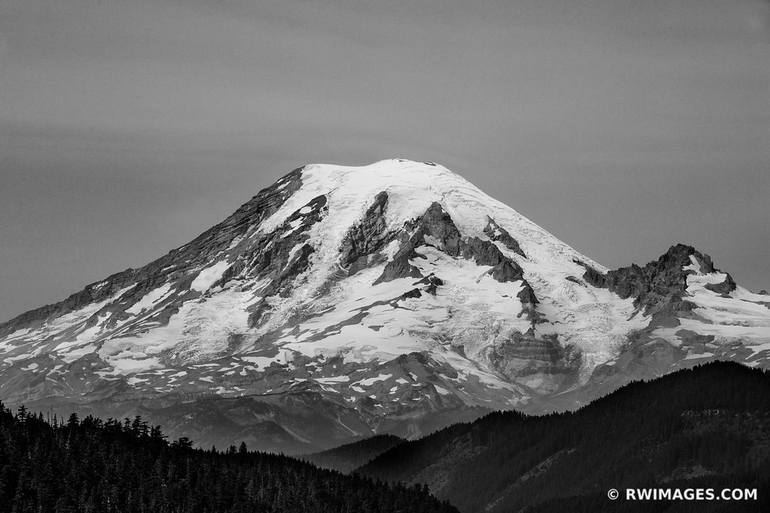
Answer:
1, 0, 769, 322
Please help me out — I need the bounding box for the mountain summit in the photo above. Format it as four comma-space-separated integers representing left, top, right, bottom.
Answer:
1, 159, 768, 452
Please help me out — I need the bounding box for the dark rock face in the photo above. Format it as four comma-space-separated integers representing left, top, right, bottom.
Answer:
577, 244, 726, 316
373, 242, 424, 285
333, 190, 436, 286
399, 288, 422, 300
415, 274, 444, 295
484, 217, 526, 258
373, 204, 540, 318
577, 262, 608, 289
243, 194, 329, 326
373, 203, 458, 285
409, 202, 463, 256
517, 284, 538, 306
517, 283, 543, 324
249, 196, 325, 283
374, 203, 530, 296
462, 237, 524, 283
273, 244, 315, 298
339, 191, 395, 275
461, 237, 507, 266
486, 260, 521, 283
705, 273, 737, 295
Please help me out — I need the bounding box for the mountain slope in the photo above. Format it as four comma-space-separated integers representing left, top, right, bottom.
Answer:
359, 362, 770, 513
0, 159, 768, 450
304, 434, 406, 473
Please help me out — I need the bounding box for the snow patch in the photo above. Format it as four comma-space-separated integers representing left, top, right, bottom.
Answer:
315, 375, 351, 384
191, 261, 230, 292
354, 373, 392, 387
126, 283, 174, 314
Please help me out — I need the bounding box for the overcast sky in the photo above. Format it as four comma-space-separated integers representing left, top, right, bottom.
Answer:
0, 0, 768, 321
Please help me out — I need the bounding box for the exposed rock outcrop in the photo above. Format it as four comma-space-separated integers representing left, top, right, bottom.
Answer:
517, 282, 543, 324
339, 191, 395, 275
373, 241, 424, 284
375, 203, 526, 286
704, 273, 737, 295
484, 216, 526, 258
239, 194, 328, 326
577, 244, 726, 316
415, 274, 444, 295
410, 202, 463, 256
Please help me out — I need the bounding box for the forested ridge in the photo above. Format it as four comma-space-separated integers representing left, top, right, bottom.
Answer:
303, 434, 405, 473
0, 403, 457, 513
360, 362, 770, 512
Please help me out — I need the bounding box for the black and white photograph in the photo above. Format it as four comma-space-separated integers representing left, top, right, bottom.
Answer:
0, 1, 769, 512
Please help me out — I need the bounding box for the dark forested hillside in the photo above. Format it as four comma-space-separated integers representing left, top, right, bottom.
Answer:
0, 404, 457, 513
359, 362, 770, 513
303, 434, 405, 473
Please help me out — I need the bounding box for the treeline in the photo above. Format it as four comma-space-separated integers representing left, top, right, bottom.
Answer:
0, 404, 457, 513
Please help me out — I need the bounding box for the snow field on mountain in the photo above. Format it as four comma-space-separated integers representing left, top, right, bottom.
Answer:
99, 285, 258, 374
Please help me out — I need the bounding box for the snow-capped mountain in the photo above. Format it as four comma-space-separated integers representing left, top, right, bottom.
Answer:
1, 159, 768, 452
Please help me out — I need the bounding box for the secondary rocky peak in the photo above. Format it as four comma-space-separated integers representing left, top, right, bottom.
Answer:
660, 243, 714, 272
579, 244, 736, 315
410, 202, 463, 256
